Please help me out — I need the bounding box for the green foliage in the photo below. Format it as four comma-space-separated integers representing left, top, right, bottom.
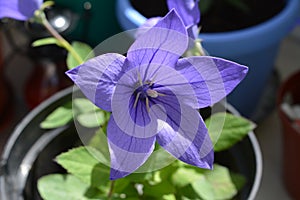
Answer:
39, 111, 253, 200
171, 167, 203, 188
168, 164, 239, 200
56, 146, 110, 190
88, 129, 110, 165
38, 174, 103, 200
205, 112, 256, 152
67, 41, 95, 70
40, 102, 73, 129
40, 98, 110, 129
73, 98, 99, 113
77, 111, 107, 128
39, 142, 246, 200
191, 165, 237, 200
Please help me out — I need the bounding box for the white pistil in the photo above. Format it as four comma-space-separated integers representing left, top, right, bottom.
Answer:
146, 89, 159, 98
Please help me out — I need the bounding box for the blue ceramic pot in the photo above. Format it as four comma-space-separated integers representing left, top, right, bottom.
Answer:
116, 0, 300, 118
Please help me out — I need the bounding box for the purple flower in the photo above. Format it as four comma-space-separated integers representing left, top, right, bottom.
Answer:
137, 0, 200, 39
66, 10, 248, 180
167, 0, 200, 39
167, 0, 200, 27
0, 0, 43, 20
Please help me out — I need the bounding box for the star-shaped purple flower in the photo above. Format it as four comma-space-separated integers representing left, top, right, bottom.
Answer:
66, 10, 248, 180
0, 0, 43, 20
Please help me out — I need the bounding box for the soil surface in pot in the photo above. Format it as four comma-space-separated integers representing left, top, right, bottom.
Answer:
131, 0, 285, 32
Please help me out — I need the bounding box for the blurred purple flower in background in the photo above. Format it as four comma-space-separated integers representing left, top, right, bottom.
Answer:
137, 0, 200, 39
167, 0, 200, 26
0, 0, 43, 20
66, 10, 248, 180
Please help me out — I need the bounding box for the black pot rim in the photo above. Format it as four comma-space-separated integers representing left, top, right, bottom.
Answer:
0, 87, 74, 166
225, 104, 263, 200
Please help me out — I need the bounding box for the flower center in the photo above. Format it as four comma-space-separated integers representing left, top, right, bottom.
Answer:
133, 76, 164, 112
135, 82, 157, 99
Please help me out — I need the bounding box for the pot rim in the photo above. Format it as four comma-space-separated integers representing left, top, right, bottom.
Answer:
117, 0, 300, 43
225, 104, 263, 200
0, 87, 74, 165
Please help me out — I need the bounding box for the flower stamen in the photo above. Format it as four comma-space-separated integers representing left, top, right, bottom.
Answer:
134, 92, 141, 108
137, 71, 143, 86
146, 97, 150, 113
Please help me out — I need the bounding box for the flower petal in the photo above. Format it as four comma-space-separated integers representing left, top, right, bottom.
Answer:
111, 66, 159, 137
167, 0, 200, 26
174, 56, 248, 108
125, 9, 188, 75
0, 0, 42, 20
156, 104, 213, 169
147, 63, 199, 109
187, 24, 199, 40
135, 17, 162, 38
65, 53, 125, 111
107, 116, 156, 180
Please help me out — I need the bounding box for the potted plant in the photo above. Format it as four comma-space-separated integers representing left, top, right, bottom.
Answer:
115, 0, 300, 118
0, 1, 262, 200
0, 85, 262, 200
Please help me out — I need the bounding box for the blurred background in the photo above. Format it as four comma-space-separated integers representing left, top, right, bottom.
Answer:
0, 0, 300, 199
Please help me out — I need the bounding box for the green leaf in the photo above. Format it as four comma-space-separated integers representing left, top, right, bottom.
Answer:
113, 178, 131, 193
77, 111, 107, 128
143, 181, 175, 197
125, 172, 153, 182
88, 129, 110, 165
32, 37, 62, 47
40, 102, 73, 129
191, 176, 214, 200
122, 184, 140, 197
159, 163, 179, 181
56, 146, 110, 190
192, 164, 237, 200
205, 112, 256, 152
179, 184, 202, 200
230, 172, 247, 191
162, 194, 176, 200
135, 145, 176, 173
171, 167, 203, 188
38, 174, 103, 200
73, 98, 100, 114
67, 41, 94, 70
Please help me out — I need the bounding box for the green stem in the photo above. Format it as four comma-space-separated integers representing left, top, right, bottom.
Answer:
40, 13, 84, 65
107, 180, 115, 199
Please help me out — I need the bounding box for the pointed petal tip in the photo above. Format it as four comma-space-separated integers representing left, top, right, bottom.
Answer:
241, 65, 249, 74
161, 8, 186, 33
198, 155, 214, 170
65, 66, 80, 82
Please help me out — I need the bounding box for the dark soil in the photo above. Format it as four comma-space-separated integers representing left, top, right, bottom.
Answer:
131, 0, 286, 33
